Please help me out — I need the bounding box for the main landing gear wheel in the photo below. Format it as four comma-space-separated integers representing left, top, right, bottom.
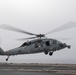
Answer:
44, 51, 48, 55
49, 52, 53, 56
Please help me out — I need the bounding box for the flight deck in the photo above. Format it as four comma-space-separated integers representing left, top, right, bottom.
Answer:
0, 63, 76, 75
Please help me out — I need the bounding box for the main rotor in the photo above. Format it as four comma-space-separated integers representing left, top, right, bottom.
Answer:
0, 22, 76, 40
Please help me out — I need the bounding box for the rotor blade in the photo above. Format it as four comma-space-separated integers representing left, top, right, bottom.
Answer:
16, 37, 37, 41
56, 38, 71, 40
46, 22, 76, 35
0, 24, 36, 35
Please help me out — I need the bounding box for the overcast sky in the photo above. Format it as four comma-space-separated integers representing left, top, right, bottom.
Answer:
0, 0, 76, 64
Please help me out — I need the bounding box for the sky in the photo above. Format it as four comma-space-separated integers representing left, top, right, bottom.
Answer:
0, 0, 76, 64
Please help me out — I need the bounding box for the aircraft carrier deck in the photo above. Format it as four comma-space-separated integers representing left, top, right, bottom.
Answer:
0, 63, 76, 75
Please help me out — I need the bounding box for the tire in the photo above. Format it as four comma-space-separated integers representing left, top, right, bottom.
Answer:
49, 52, 53, 56
44, 51, 48, 55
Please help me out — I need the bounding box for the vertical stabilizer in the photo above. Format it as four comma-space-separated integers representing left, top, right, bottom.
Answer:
0, 47, 4, 55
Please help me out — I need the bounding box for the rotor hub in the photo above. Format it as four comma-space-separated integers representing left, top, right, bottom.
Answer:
36, 34, 45, 38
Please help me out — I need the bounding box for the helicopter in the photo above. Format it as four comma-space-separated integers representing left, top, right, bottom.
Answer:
0, 22, 76, 61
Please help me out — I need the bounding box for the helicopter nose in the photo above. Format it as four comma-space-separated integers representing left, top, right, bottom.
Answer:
59, 43, 71, 49
63, 43, 71, 49
67, 45, 71, 49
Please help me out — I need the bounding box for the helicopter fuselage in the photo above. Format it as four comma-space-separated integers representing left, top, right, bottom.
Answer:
1, 39, 70, 56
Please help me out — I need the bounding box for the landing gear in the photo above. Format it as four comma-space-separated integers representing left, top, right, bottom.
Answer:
49, 52, 53, 56
44, 51, 48, 55
6, 56, 10, 61
44, 50, 53, 56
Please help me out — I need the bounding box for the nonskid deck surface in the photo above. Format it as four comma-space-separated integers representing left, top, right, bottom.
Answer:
0, 63, 76, 75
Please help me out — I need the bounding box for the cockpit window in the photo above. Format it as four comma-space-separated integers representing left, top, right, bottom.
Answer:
35, 43, 43, 48
53, 40, 57, 44
20, 42, 27, 47
46, 41, 50, 46
58, 41, 62, 44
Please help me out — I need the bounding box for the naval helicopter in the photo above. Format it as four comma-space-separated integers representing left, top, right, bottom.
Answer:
0, 22, 76, 61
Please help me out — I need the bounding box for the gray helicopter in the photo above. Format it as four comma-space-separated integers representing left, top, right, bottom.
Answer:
0, 22, 76, 61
